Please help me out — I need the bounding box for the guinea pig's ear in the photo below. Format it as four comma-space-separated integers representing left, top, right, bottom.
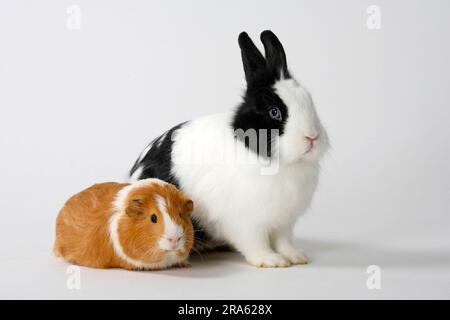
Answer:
183, 199, 194, 215
238, 31, 266, 84
260, 30, 289, 79
125, 197, 144, 218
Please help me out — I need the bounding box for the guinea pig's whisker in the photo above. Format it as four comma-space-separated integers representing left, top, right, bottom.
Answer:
193, 238, 212, 248
142, 246, 158, 259
193, 237, 215, 252
193, 226, 207, 232
137, 233, 166, 259
190, 246, 204, 262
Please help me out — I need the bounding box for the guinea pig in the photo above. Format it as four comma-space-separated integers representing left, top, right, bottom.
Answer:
53, 178, 194, 270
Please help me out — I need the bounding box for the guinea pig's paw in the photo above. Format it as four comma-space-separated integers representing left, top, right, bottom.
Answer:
280, 248, 308, 265
246, 252, 291, 268
174, 261, 192, 268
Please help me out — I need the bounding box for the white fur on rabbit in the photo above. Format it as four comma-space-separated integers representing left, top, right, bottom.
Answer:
129, 30, 329, 267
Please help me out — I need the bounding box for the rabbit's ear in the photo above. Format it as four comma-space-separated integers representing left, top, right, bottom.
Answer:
260, 30, 289, 79
238, 32, 266, 84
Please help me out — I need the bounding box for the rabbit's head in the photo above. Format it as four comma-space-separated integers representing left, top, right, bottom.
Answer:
232, 30, 329, 164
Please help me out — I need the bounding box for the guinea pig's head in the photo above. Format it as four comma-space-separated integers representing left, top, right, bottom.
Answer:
113, 179, 194, 267
233, 30, 329, 164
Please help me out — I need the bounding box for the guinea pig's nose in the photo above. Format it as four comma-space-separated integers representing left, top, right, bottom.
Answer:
168, 237, 178, 248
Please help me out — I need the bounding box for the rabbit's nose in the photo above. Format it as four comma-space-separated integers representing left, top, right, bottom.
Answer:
305, 135, 318, 142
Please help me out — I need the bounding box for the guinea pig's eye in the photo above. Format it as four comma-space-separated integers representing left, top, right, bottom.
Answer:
269, 107, 282, 121
150, 214, 158, 224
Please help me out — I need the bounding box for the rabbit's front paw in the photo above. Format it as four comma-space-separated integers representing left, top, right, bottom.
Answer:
246, 252, 291, 268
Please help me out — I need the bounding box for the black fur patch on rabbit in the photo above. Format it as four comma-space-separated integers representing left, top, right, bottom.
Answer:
129, 122, 186, 186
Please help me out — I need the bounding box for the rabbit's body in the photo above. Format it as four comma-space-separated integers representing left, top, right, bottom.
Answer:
129, 31, 329, 267
171, 113, 320, 249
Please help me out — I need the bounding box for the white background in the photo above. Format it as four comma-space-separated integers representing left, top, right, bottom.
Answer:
0, 0, 449, 299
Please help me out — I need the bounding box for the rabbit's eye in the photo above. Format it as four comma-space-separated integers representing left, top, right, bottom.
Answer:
150, 214, 158, 224
269, 107, 282, 121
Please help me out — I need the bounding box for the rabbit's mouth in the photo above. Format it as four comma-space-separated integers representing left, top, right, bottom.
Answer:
303, 142, 314, 155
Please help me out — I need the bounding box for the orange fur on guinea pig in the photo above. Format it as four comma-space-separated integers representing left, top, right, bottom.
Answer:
54, 179, 194, 270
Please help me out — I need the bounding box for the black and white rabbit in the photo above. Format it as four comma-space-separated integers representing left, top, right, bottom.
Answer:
129, 30, 329, 267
